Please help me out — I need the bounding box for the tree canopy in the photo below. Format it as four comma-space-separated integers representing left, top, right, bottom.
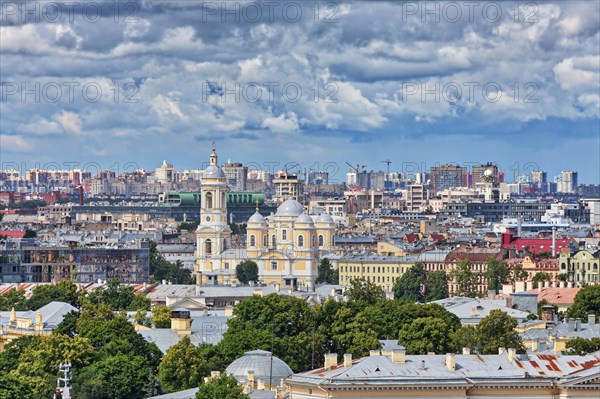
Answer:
195, 374, 249, 399
315, 258, 338, 284
484, 258, 510, 293
567, 285, 600, 319
450, 260, 479, 297
236, 260, 259, 284
393, 263, 426, 302
345, 277, 386, 304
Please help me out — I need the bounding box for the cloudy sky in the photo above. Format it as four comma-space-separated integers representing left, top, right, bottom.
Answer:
1, 0, 599, 183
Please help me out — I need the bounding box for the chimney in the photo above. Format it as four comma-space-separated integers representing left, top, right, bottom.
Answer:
568, 318, 575, 332
541, 305, 554, 321
343, 354, 353, 368
575, 318, 581, 331
256, 380, 265, 390
507, 348, 516, 362
462, 347, 471, 355
247, 370, 254, 387
471, 307, 476, 317
420, 360, 426, 370
224, 307, 234, 317
538, 341, 547, 352
391, 349, 406, 364
79, 186, 84, 206
324, 353, 337, 369
531, 341, 539, 352
253, 289, 263, 297
498, 348, 506, 355
588, 314, 597, 325
369, 349, 381, 357
446, 353, 456, 371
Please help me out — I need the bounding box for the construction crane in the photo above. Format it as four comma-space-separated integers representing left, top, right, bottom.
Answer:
381, 159, 392, 175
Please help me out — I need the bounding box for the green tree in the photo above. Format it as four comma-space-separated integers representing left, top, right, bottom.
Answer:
10, 334, 94, 399
567, 285, 600, 318
476, 310, 525, 354
73, 355, 152, 399
451, 325, 479, 353
0, 374, 34, 399
532, 272, 551, 289
425, 270, 449, 302
217, 294, 321, 372
557, 273, 568, 282
151, 305, 172, 328
23, 228, 37, 238
229, 222, 247, 236
134, 309, 152, 327
158, 336, 206, 392
0, 288, 28, 311
316, 258, 338, 284
393, 263, 426, 302
147, 241, 195, 284
345, 278, 386, 304
54, 310, 80, 337
236, 260, 259, 284
511, 264, 529, 283
196, 374, 249, 399
563, 337, 600, 355
398, 317, 456, 354
178, 220, 200, 232
27, 280, 81, 310
484, 258, 510, 293
450, 260, 479, 297
86, 279, 150, 311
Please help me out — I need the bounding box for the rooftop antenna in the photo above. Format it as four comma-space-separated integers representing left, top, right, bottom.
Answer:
54, 362, 72, 399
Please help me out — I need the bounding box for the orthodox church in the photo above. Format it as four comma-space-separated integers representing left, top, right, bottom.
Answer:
195, 143, 336, 289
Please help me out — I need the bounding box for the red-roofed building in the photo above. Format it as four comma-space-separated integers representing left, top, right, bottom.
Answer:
526, 287, 581, 312
502, 231, 572, 255
0, 230, 26, 239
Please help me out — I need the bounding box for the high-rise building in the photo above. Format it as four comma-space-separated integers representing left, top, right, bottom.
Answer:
472, 163, 499, 186
406, 184, 428, 212
430, 165, 467, 192
273, 171, 304, 204
530, 171, 547, 192
155, 160, 175, 184
557, 171, 578, 193
222, 161, 248, 192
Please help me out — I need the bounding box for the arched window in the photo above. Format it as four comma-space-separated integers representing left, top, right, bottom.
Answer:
263, 235, 268, 247
250, 235, 256, 247
205, 192, 213, 209
318, 235, 324, 247
272, 235, 276, 247
298, 235, 304, 248
205, 239, 212, 255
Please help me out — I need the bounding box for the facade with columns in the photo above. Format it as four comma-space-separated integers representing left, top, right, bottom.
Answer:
195, 144, 337, 289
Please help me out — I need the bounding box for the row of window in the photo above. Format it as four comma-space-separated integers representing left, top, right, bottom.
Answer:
249, 234, 326, 248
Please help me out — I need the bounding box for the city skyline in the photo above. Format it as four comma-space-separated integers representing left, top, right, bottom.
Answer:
1, 1, 599, 182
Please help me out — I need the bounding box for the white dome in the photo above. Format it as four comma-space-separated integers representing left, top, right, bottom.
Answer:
248, 211, 265, 223
275, 198, 304, 217
202, 165, 225, 179
316, 213, 334, 224
295, 213, 314, 225
225, 350, 293, 387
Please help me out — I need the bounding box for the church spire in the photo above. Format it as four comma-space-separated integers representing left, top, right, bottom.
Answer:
210, 141, 218, 165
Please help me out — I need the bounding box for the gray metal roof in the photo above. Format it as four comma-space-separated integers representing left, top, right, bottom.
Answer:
225, 350, 293, 387
287, 352, 600, 387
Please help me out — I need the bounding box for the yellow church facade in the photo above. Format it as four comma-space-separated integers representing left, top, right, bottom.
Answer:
195, 144, 336, 290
